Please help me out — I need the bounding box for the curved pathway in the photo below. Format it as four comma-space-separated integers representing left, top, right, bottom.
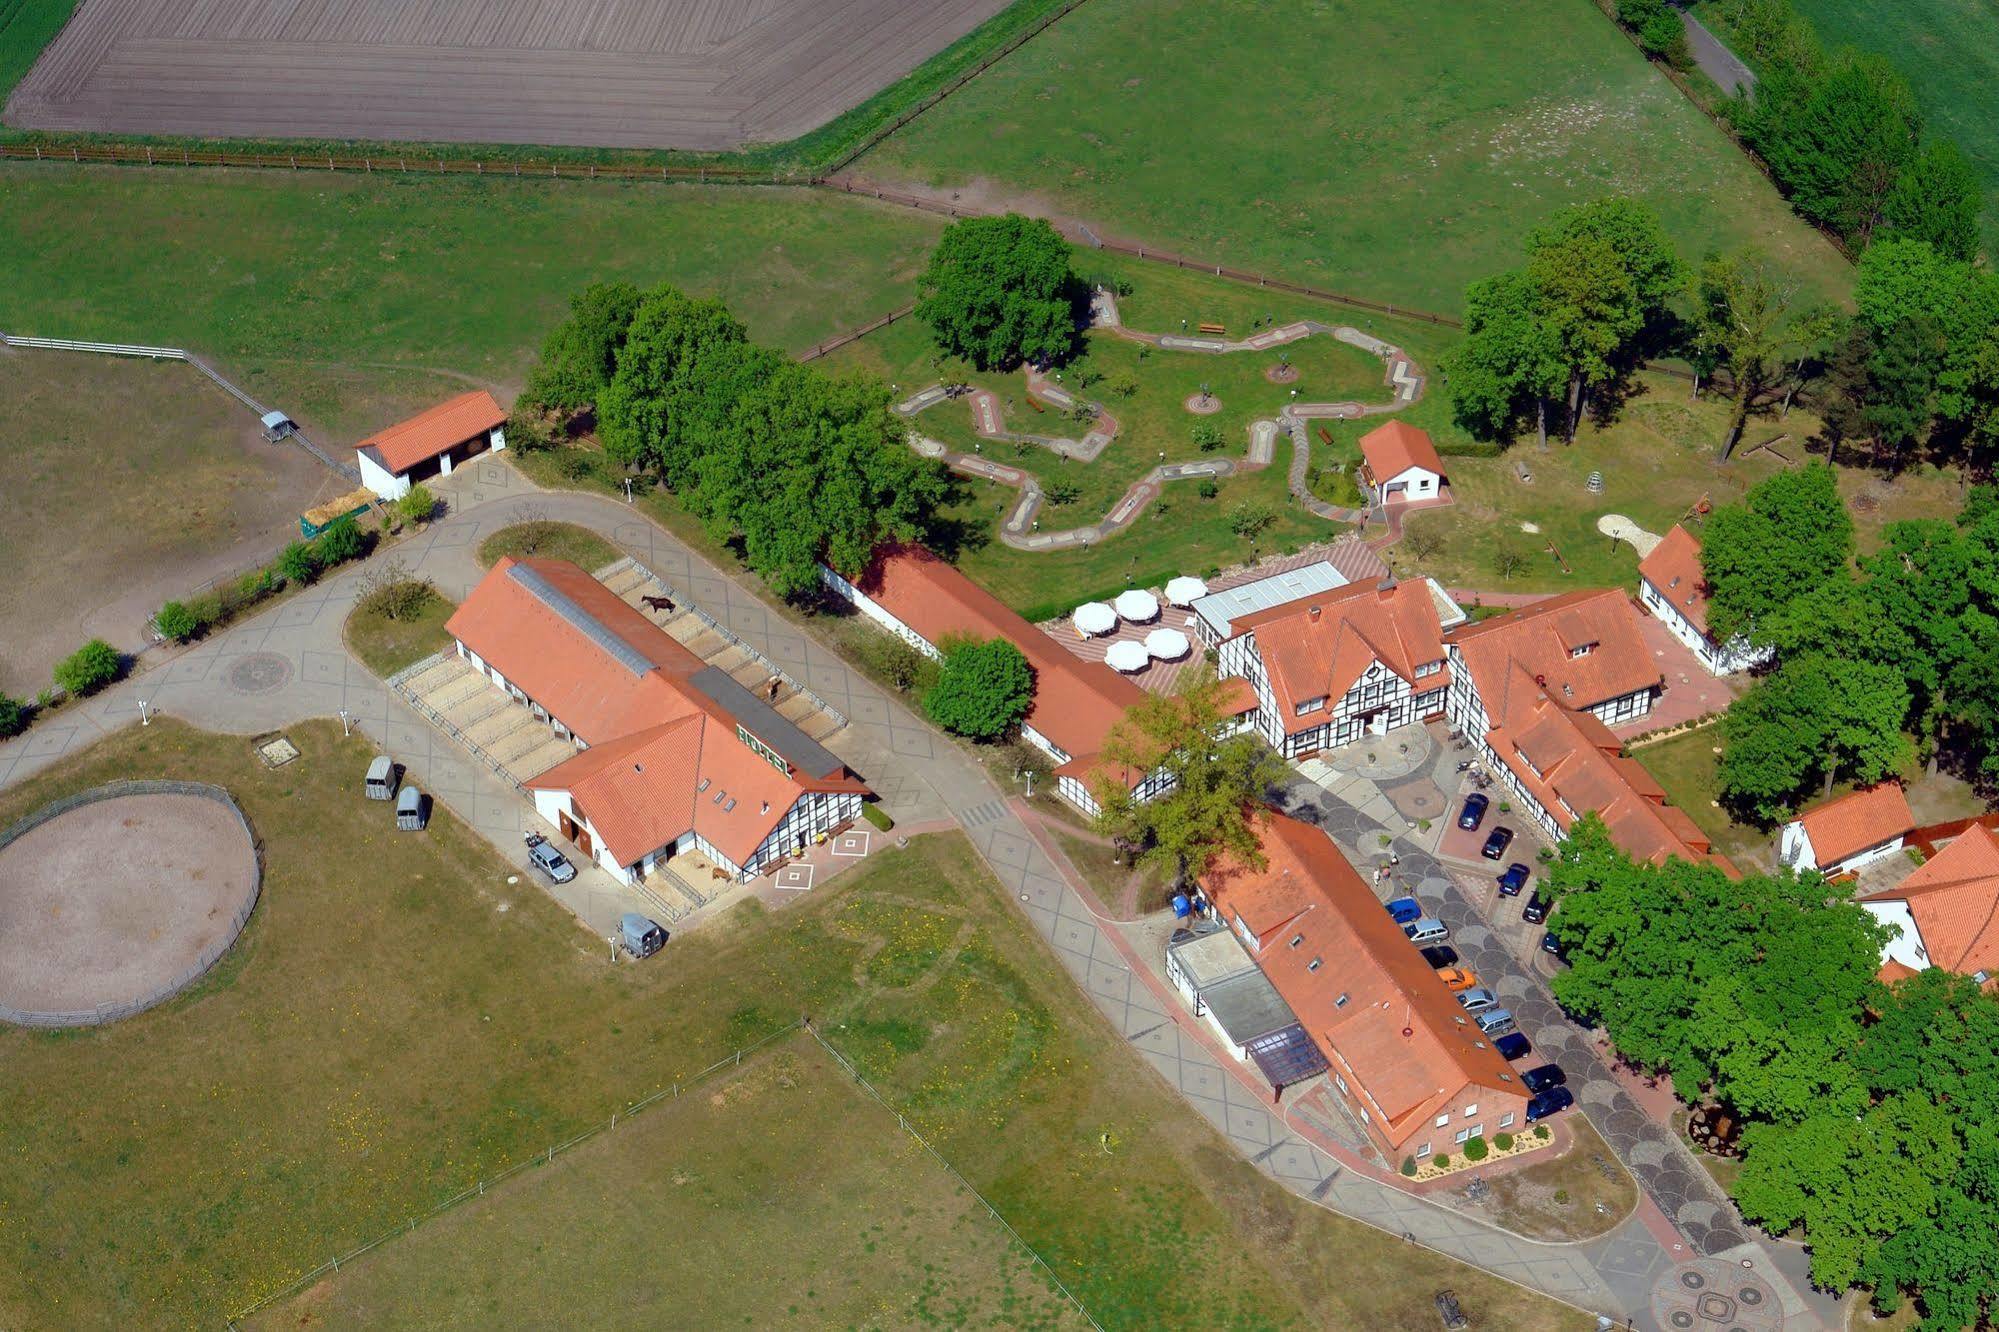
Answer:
0, 454, 1842, 1329
895, 292, 1428, 550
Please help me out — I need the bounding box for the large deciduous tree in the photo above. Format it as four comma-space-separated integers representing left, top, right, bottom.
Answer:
923, 636, 1033, 741
916, 214, 1080, 370
1883, 140, 1984, 262
1687, 249, 1797, 457
1701, 460, 1853, 643
523, 280, 644, 413
1091, 676, 1285, 886
1719, 654, 1913, 818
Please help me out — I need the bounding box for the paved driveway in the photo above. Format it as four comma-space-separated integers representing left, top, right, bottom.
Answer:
0, 458, 1840, 1329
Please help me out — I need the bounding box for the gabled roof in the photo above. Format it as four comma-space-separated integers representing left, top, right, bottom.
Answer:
1860, 824, 1999, 984
1359, 421, 1444, 481
1472, 660, 1728, 874
357, 390, 506, 475
449, 557, 866, 867
852, 545, 1146, 787
1638, 524, 1713, 635
1449, 588, 1659, 713
1203, 813, 1522, 1151
1796, 784, 1915, 869
1236, 578, 1447, 734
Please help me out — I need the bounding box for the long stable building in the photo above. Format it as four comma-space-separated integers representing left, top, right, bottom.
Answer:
1203, 812, 1529, 1162
447, 558, 868, 884
824, 544, 1169, 815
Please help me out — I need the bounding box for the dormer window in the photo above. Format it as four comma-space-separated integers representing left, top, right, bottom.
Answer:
1415, 659, 1442, 678
1307, 957, 1323, 972
1289, 933, 1305, 949
1295, 696, 1328, 716
1569, 642, 1596, 658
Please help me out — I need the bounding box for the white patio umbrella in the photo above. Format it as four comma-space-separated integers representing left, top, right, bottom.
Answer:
1072, 602, 1118, 636
1144, 628, 1191, 660
1105, 640, 1151, 673
1114, 588, 1160, 622
1164, 575, 1209, 606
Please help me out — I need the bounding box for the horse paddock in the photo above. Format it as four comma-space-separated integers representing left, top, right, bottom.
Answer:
0, 785, 260, 1026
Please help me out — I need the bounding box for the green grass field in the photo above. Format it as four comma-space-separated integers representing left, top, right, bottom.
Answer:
0, 719, 1585, 1331
858, 0, 1852, 313
1710, 0, 1999, 260
343, 586, 457, 678
0, 0, 75, 104
263, 1039, 1084, 1330
0, 165, 942, 437
474, 520, 621, 572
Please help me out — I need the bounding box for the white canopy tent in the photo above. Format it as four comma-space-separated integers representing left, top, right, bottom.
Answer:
1073, 602, 1118, 636
1114, 588, 1160, 622
1144, 628, 1191, 660
1105, 640, 1151, 673
1164, 576, 1209, 606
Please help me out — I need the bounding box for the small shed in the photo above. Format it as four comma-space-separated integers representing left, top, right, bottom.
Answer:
1357, 421, 1446, 506
356, 390, 507, 501
260, 410, 296, 441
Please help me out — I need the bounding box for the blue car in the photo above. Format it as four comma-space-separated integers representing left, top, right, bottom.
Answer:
1457, 793, 1489, 831
1521, 1064, 1566, 1094
1496, 862, 1531, 896
1526, 1086, 1575, 1121
1494, 1031, 1532, 1061
1385, 896, 1423, 924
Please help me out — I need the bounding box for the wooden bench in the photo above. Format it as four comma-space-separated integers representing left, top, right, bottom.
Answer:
1318, 426, 1334, 445
1197, 321, 1226, 336
1027, 396, 1045, 413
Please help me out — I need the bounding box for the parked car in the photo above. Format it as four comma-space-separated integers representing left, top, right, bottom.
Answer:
1455, 986, 1497, 1014
1403, 917, 1449, 944
1525, 1086, 1575, 1121
1540, 930, 1568, 960
1419, 945, 1460, 970
1521, 1064, 1567, 1094
1480, 826, 1514, 860
524, 832, 576, 885
1523, 891, 1551, 924
1436, 967, 1480, 993
1475, 1007, 1515, 1036
1496, 862, 1531, 896
1457, 793, 1489, 831
1384, 896, 1423, 924
1494, 1031, 1532, 1061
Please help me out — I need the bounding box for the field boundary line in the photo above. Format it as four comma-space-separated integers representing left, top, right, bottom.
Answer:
804, 1020, 1104, 1332
221, 1018, 812, 1328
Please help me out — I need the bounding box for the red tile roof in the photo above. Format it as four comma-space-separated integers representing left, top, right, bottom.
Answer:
1236, 578, 1447, 736
1450, 588, 1660, 714
1359, 421, 1444, 482
1797, 784, 1915, 869
1638, 525, 1712, 635
357, 390, 506, 475
1203, 813, 1524, 1155
1216, 676, 1260, 718
1860, 824, 1999, 984
853, 545, 1146, 788
447, 558, 865, 867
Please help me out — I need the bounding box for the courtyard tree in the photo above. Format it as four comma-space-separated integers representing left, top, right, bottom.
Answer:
523, 280, 644, 413
915, 214, 1080, 370
923, 636, 1033, 741
1718, 654, 1912, 819
1091, 676, 1286, 886
1701, 461, 1852, 643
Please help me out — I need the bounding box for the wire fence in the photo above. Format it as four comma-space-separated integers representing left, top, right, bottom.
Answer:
804, 1022, 1103, 1331
222, 1019, 811, 1328
0, 781, 262, 1028
387, 652, 528, 794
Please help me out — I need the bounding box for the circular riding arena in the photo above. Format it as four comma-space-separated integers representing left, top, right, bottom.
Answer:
0, 782, 260, 1028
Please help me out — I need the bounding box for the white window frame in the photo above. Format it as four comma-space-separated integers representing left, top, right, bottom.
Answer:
1499, 1112, 1516, 1129
1435, 1114, 1450, 1128
1463, 1104, 1478, 1118
1415, 1143, 1432, 1159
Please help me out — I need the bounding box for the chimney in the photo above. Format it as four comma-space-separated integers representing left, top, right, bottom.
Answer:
1309, 605, 1322, 622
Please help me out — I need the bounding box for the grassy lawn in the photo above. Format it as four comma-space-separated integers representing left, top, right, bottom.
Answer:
1628, 728, 1772, 871
1391, 376, 1816, 596
0, 346, 346, 695
0, 165, 943, 438
1485, 1118, 1637, 1242
474, 519, 621, 572
0, 0, 75, 103
1700, 0, 1999, 260
0, 718, 1586, 1331
858, 0, 1852, 314
343, 586, 457, 678
262, 1038, 1084, 1330
1051, 828, 1169, 914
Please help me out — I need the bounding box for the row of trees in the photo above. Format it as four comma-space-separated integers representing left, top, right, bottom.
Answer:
1546, 821, 1999, 1323
522, 281, 948, 597
1713, 0, 1983, 259
1701, 463, 1999, 816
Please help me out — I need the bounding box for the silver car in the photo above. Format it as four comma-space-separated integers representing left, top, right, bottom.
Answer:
1456, 986, 1498, 1014
526, 835, 576, 884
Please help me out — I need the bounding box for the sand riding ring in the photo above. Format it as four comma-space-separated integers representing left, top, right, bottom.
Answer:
0, 781, 260, 1027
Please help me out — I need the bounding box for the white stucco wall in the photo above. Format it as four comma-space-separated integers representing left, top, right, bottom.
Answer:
359, 451, 411, 501
1864, 899, 1929, 975
1639, 579, 1772, 677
